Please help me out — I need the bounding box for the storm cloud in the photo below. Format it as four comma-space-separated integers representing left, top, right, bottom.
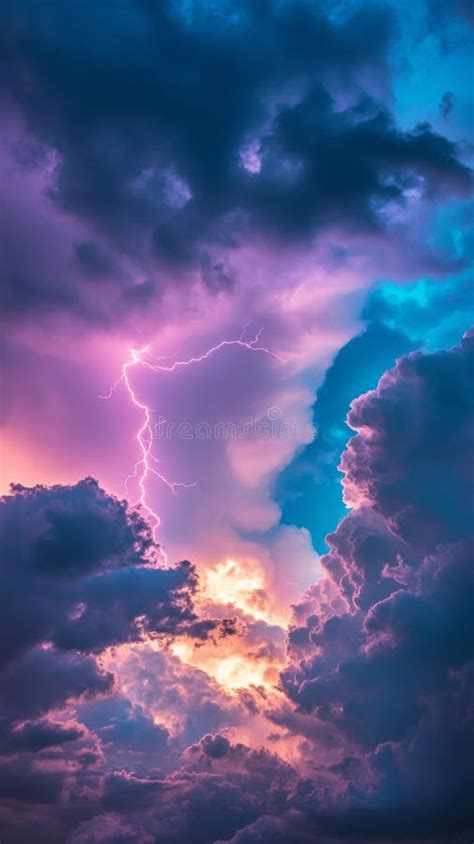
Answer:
0, 2, 472, 842
1, 334, 472, 843
281, 329, 474, 840
0, 0, 471, 322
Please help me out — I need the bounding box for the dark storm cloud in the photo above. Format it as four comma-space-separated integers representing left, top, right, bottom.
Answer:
86, 697, 169, 755
281, 329, 474, 840
0, 0, 471, 319
0, 272, 81, 317
249, 91, 470, 235
0, 646, 113, 723
3, 718, 84, 753
341, 331, 474, 549
0, 477, 212, 766
73, 241, 126, 283
0, 477, 204, 666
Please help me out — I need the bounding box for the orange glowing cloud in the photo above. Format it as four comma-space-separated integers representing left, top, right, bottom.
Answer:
203, 557, 276, 623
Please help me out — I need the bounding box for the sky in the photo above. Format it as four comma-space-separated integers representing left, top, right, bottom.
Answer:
0, 1, 473, 842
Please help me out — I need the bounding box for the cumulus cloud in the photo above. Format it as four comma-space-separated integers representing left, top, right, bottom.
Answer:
0, 478, 204, 666
281, 329, 474, 840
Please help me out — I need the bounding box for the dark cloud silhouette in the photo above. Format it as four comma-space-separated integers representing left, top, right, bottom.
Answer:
248, 90, 470, 236
0, 646, 113, 724
0, 478, 202, 666
3, 718, 84, 753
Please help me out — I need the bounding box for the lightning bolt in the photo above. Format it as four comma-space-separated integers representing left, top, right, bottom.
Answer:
100, 328, 283, 561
